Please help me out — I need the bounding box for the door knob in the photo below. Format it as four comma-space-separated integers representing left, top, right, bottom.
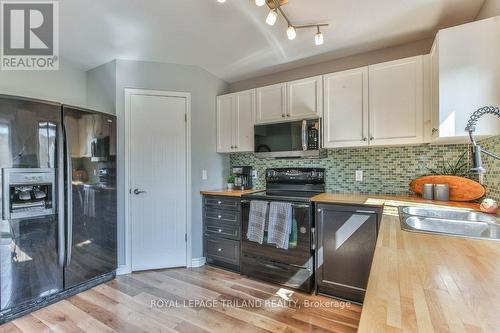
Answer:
133, 189, 146, 195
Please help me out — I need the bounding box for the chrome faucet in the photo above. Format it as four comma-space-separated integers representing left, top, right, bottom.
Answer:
465, 106, 500, 176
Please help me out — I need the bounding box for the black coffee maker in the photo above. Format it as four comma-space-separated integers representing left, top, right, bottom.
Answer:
232, 166, 253, 190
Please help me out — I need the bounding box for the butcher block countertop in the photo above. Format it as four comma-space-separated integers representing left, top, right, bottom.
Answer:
310, 192, 482, 210
199, 189, 264, 197
313, 194, 500, 332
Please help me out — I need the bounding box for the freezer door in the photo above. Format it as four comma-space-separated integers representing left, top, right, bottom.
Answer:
62, 105, 117, 289
0, 95, 63, 313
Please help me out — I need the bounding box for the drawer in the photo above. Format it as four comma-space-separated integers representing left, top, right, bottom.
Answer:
204, 196, 240, 211
204, 236, 240, 266
205, 221, 240, 240
204, 208, 239, 225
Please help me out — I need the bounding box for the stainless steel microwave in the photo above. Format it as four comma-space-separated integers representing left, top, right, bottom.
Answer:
254, 119, 320, 158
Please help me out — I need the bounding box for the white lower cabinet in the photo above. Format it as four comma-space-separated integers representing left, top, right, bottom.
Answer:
323, 68, 369, 148
217, 89, 255, 153
368, 56, 425, 146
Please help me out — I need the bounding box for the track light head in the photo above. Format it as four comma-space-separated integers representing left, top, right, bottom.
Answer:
315, 26, 324, 45
287, 25, 296, 40
255, 0, 266, 6
266, 9, 278, 26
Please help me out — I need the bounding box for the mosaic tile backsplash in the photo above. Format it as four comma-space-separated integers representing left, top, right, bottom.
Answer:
230, 136, 500, 202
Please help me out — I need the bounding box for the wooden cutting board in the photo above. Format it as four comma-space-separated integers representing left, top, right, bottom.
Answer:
409, 175, 485, 201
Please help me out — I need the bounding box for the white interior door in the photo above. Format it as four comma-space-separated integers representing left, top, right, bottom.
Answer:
129, 92, 188, 271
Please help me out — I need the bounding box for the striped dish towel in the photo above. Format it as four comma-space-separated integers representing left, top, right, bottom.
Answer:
246, 201, 269, 244
267, 202, 292, 250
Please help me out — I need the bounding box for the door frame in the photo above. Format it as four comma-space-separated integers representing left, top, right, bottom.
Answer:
123, 88, 192, 274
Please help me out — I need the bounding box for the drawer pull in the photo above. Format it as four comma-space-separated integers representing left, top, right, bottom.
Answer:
218, 248, 222, 252
218, 229, 222, 233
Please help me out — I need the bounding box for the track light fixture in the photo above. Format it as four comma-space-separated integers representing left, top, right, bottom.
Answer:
216, 0, 328, 45
217, 0, 226, 3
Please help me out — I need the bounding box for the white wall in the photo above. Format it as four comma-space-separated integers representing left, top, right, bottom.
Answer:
476, 0, 500, 20
0, 58, 87, 106
228, 38, 433, 92
113, 60, 229, 265
87, 60, 116, 114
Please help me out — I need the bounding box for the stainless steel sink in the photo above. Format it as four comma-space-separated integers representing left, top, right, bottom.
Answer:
398, 206, 500, 241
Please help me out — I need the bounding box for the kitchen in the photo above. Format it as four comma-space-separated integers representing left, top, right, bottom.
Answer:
0, 0, 499, 332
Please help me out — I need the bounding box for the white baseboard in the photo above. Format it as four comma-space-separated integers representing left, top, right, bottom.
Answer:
191, 257, 206, 268
116, 265, 132, 275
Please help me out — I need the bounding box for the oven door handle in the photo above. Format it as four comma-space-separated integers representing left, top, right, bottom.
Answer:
301, 120, 308, 151
241, 200, 309, 209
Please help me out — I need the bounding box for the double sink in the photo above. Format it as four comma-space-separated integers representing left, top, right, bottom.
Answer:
399, 206, 500, 241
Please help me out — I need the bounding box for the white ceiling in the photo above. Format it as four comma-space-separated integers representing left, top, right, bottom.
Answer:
60, 0, 486, 82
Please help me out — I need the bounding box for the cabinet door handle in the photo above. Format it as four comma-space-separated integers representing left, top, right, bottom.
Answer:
234, 145, 238, 149
218, 229, 222, 233
281, 114, 285, 118
362, 137, 367, 141
432, 128, 438, 134
370, 137, 374, 141
218, 215, 222, 219
218, 201, 222, 205
217, 248, 222, 252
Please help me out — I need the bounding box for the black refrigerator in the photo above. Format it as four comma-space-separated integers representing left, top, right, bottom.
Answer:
0, 95, 117, 322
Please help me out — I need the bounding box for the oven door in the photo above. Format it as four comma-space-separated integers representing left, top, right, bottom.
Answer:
241, 199, 313, 268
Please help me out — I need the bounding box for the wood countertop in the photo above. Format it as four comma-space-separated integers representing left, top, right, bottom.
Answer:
356, 198, 500, 332
199, 189, 264, 197
311, 193, 482, 210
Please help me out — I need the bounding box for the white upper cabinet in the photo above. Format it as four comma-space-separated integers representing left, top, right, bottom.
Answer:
323, 68, 369, 148
233, 89, 255, 152
431, 16, 500, 143
216, 94, 234, 153
255, 83, 287, 124
287, 76, 323, 120
368, 56, 424, 146
217, 89, 255, 153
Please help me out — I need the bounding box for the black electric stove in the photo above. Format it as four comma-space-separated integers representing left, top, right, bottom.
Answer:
240, 167, 325, 292
242, 168, 325, 202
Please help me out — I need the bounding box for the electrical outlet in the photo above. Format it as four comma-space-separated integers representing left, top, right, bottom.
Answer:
252, 170, 257, 180
202, 169, 208, 180
355, 170, 363, 182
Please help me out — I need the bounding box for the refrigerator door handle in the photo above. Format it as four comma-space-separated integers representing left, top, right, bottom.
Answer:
57, 123, 66, 267
64, 120, 73, 267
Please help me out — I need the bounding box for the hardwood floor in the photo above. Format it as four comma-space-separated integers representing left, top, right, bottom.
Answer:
1, 266, 361, 333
